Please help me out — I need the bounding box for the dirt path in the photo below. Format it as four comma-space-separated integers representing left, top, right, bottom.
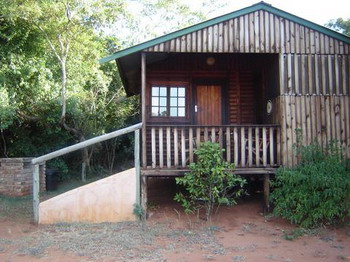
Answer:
1, 196, 350, 262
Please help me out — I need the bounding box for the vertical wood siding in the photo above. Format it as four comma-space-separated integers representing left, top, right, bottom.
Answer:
279, 54, 349, 95
145, 11, 350, 55
279, 95, 350, 166
228, 71, 256, 124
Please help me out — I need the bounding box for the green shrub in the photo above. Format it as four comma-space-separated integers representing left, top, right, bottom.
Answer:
271, 140, 350, 228
174, 142, 246, 221
47, 158, 70, 181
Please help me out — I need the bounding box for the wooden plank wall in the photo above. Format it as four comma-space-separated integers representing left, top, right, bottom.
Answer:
145, 11, 350, 55
279, 95, 350, 166
278, 53, 349, 166
228, 71, 256, 124
280, 54, 349, 95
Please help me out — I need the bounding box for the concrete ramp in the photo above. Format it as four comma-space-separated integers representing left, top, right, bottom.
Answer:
39, 168, 136, 224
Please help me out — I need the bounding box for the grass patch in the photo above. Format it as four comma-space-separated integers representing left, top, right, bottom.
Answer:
0, 195, 32, 220
282, 228, 323, 241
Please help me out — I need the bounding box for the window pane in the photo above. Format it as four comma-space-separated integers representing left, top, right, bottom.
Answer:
170, 97, 177, 106
159, 87, 167, 96
178, 87, 185, 97
160, 97, 167, 106
170, 107, 177, 116
152, 87, 159, 96
178, 97, 185, 107
151, 107, 159, 116
159, 107, 167, 116
178, 107, 185, 117
152, 97, 158, 106
170, 87, 177, 97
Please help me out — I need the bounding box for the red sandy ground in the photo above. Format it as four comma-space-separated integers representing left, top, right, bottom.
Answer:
1, 178, 350, 261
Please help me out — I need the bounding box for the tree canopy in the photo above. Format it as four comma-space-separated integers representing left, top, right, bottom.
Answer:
0, 0, 219, 178
326, 18, 350, 36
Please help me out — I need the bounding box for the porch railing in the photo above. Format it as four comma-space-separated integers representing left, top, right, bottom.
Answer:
146, 125, 281, 169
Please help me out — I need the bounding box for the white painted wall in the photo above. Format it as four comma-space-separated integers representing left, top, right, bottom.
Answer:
39, 168, 136, 224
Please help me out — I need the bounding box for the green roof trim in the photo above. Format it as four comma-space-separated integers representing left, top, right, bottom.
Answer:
100, 2, 350, 64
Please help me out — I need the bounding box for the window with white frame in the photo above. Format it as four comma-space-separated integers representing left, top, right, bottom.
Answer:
151, 86, 186, 117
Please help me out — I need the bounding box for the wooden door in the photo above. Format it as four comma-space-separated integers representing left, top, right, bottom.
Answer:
195, 85, 222, 125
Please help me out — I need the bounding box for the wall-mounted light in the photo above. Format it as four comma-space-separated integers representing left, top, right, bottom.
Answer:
266, 100, 273, 115
206, 56, 215, 66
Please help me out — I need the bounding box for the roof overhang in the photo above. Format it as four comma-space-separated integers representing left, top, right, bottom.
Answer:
116, 52, 171, 96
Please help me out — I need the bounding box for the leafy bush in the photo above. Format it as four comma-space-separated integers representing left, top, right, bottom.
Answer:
174, 142, 246, 221
47, 158, 70, 181
271, 140, 350, 228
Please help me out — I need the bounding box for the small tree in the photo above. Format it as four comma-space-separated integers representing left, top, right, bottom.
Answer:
174, 142, 246, 221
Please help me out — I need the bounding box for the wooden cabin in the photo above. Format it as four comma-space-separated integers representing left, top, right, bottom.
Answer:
101, 2, 350, 210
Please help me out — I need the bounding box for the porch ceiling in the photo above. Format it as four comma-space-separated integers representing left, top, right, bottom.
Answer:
117, 52, 170, 96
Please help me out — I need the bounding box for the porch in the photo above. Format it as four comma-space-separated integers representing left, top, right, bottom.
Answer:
142, 124, 281, 175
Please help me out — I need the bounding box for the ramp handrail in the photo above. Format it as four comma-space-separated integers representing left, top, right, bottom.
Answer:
32, 123, 142, 164
32, 122, 142, 224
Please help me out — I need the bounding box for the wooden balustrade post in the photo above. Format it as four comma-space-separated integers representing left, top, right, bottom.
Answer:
151, 128, 156, 168
226, 127, 231, 163
135, 130, 141, 211
166, 127, 171, 167
32, 164, 40, 224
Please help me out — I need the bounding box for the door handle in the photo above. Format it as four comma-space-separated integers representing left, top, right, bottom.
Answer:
195, 105, 198, 112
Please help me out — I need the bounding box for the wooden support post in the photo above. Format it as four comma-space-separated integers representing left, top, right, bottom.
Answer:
141, 176, 148, 219
135, 130, 141, 210
141, 52, 147, 167
263, 174, 270, 214
32, 164, 40, 224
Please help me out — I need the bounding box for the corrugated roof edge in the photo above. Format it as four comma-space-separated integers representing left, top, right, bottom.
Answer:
99, 2, 350, 64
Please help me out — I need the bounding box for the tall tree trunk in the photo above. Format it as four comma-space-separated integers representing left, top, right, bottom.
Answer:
1, 129, 8, 157
60, 59, 67, 123
59, 56, 89, 181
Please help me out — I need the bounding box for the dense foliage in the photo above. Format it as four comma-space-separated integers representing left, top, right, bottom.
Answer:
0, 0, 138, 177
271, 140, 350, 228
174, 142, 246, 221
0, 0, 227, 178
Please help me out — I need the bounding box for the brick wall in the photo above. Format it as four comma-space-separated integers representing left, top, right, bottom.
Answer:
0, 158, 46, 197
